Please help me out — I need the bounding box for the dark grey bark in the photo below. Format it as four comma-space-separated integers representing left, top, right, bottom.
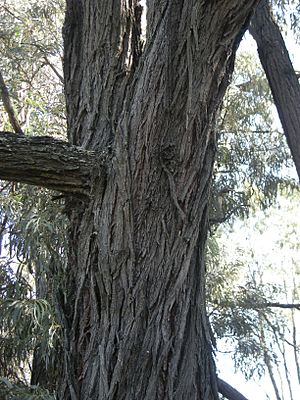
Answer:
0, 1, 260, 399
250, 0, 300, 180
0, 132, 104, 197
217, 378, 249, 400
60, 1, 259, 399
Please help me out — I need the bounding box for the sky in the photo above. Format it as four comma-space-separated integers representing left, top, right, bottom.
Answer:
215, 195, 300, 400
215, 21, 300, 397
203, 5, 300, 399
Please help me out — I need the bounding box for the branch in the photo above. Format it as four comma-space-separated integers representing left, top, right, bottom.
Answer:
216, 300, 300, 311
264, 302, 300, 310
21, 41, 64, 84
239, 302, 300, 311
43, 56, 64, 83
217, 377, 249, 400
0, 70, 24, 134
0, 132, 104, 198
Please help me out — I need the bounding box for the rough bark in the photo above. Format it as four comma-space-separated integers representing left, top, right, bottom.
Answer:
0, 1, 261, 399
250, 0, 300, 180
59, 1, 259, 400
0, 132, 104, 197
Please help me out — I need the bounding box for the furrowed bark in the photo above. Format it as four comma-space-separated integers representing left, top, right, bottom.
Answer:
0, 132, 101, 197
250, 0, 300, 180
60, 1, 260, 399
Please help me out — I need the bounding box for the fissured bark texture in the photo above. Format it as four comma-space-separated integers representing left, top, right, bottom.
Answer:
60, 1, 259, 399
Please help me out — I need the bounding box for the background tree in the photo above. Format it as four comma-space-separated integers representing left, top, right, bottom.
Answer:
250, 0, 300, 179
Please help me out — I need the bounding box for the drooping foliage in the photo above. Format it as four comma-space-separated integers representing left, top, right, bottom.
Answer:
210, 50, 297, 226
0, 1, 66, 396
0, 0, 65, 136
0, 185, 66, 395
207, 192, 300, 397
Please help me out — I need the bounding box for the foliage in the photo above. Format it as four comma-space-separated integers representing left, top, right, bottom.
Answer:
0, 0, 65, 136
271, 0, 300, 42
0, 377, 56, 400
0, 1, 67, 395
207, 193, 300, 393
0, 185, 67, 279
0, 185, 66, 391
210, 51, 297, 226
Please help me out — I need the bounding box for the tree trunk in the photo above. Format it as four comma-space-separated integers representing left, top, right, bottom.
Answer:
0, 1, 260, 399
60, 2, 259, 399
250, 0, 300, 180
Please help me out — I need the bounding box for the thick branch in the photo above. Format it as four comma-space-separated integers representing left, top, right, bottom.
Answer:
0, 70, 24, 134
0, 132, 102, 197
217, 377, 249, 400
250, 0, 300, 180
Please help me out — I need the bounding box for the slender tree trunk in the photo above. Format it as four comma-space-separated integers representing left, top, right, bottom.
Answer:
59, 1, 259, 399
259, 321, 282, 400
250, 0, 300, 180
273, 328, 294, 400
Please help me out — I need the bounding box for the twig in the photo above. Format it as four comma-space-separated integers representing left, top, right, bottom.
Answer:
43, 56, 64, 83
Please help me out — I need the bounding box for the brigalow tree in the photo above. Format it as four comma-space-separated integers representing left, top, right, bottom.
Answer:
0, 1, 260, 399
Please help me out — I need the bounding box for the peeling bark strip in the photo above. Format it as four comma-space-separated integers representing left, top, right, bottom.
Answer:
0, 132, 101, 197
250, 0, 300, 180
